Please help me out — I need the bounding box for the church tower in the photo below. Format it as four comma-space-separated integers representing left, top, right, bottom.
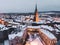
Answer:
34, 5, 39, 22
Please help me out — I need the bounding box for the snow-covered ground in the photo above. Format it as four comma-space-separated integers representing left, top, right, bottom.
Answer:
4, 40, 9, 45
0, 40, 9, 45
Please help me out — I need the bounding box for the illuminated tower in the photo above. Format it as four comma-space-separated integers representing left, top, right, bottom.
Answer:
34, 5, 39, 22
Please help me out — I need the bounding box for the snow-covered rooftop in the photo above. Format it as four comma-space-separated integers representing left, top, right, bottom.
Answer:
8, 31, 24, 40
27, 26, 40, 29
40, 25, 54, 31
32, 20, 46, 24
40, 29, 56, 39
8, 22, 20, 25
0, 24, 8, 31
55, 25, 60, 29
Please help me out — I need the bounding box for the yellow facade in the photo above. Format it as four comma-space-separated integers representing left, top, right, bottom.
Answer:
35, 11, 39, 22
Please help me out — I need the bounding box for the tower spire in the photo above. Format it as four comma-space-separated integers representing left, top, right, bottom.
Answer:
35, 4, 37, 14
34, 4, 39, 22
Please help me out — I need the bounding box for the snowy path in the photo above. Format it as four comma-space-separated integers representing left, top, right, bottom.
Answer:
4, 40, 9, 45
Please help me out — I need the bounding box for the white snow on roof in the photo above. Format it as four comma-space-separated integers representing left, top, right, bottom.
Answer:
20, 25, 27, 30
40, 29, 56, 39
40, 25, 54, 31
8, 22, 20, 24
55, 29, 60, 32
58, 25, 60, 29
53, 20, 60, 23
15, 19, 22, 22
56, 25, 60, 29
8, 31, 24, 40
27, 26, 40, 29
0, 24, 8, 31
0, 24, 5, 27
32, 20, 45, 24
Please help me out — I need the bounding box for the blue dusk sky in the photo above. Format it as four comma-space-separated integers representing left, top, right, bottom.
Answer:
0, 0, 60, 13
